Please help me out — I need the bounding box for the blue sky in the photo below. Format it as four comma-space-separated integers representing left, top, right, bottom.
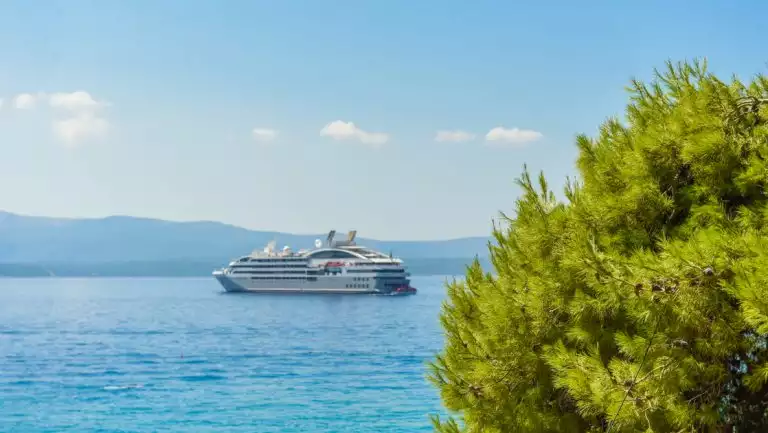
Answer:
0, 1, 766, 240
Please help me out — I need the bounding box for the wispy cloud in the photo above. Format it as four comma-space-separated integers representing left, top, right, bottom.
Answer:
320, 120, 389, 147
252, 128, 278, 142
48, 91, 106, 112
435, 130, 475, 142
14, 93, 41, 109
11, 90, 110, 146
53, 112, 109, 146
485, 126, 542, 147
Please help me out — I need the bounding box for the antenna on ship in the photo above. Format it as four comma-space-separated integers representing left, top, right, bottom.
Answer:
315, 239, 323, 248
326, 230, 336, 247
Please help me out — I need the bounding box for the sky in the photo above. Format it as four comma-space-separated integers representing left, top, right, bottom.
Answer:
0, 1, 766, 240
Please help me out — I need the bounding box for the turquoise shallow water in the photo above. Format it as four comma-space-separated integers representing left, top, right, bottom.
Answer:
0, 275, 452, 432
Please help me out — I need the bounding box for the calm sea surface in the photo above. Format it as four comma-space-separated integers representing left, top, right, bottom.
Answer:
0, 276, 454, 432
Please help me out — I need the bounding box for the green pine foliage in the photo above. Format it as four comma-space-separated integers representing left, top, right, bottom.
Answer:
429, 59, 768, 432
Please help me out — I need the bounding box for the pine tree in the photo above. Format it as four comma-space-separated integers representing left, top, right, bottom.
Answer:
429, 59, 768, 432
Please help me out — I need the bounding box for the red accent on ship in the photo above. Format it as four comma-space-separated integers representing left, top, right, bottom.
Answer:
392, 285, 417, 295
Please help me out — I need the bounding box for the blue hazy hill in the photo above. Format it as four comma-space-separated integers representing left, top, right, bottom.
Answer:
0, 211, 491, 275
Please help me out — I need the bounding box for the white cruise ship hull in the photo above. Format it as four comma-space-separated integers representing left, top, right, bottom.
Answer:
214, 272, 396, 294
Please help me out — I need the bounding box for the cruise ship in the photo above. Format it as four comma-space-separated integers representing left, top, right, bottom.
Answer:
212, 230, 417, 295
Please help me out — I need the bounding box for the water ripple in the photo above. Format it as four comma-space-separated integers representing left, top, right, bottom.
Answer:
0, 276, 449, 432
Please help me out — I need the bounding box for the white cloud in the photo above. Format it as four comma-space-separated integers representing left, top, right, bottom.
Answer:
485, 126, 543, 146
52, 112, 109, 145
12, 91, 107, 113
252, 128, 278, 142
320, 120, 389, 147
14, 93, 40, 109
435, 130, 475, 142
11, 90, 111, 146
48, 91, 104, 112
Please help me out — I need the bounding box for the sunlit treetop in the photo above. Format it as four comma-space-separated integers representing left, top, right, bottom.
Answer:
430, 59, 768, 433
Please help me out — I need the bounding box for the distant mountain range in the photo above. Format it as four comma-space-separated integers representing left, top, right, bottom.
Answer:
0, 211, 492, 277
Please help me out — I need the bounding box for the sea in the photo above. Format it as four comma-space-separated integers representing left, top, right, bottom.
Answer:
0, 275, 455, 432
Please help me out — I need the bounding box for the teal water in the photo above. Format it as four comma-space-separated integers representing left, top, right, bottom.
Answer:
0, 276, 452, 432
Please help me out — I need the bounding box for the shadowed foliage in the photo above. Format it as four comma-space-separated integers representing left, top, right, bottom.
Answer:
429, 59, 768, 432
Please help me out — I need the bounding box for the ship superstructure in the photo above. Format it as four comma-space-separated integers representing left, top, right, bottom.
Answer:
212, 230, 416, 295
